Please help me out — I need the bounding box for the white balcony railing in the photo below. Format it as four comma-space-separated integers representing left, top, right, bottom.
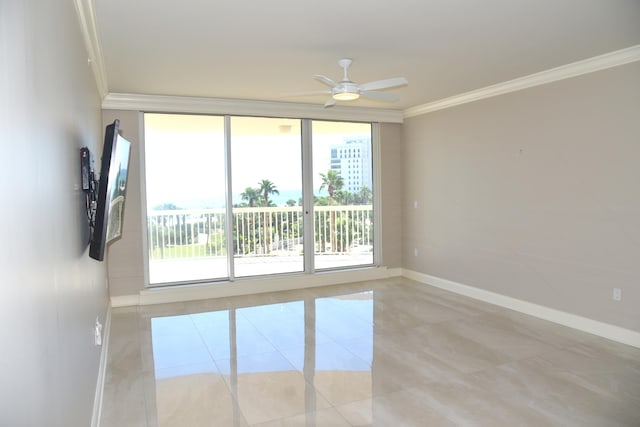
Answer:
147, 205, 373, 262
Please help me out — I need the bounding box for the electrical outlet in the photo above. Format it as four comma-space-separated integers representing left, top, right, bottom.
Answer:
612, 288, 622, 302
414, 248, 419, 257
94, 317, 103, 346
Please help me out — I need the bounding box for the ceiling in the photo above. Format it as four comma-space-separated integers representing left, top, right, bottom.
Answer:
92, 0, 640, 111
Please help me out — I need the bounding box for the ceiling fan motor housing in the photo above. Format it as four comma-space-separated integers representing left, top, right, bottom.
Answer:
332, 82, 360, 100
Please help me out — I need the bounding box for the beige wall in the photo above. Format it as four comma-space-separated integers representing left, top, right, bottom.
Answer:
379, 123, 403, 268
0, 0, 107, 424
103, 111, 146, 297
105, 115, 405, 297
402, 62, 640, 331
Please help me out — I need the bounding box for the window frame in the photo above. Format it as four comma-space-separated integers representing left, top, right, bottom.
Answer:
141, 114, 381, 288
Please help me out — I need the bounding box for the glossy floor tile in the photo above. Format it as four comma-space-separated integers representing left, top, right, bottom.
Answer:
100, 278, 640, 426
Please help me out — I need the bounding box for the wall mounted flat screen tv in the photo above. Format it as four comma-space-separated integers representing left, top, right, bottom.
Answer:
89, 119, 131, 261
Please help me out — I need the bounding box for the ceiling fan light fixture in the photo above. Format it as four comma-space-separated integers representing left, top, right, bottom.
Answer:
332, 81, 360, 101
332, 91, 360, 101
310, 59, 406, 107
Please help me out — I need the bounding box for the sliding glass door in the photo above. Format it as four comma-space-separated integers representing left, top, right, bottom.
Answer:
312, 121, 374, 270
230, 117, 303, 277
144, 114, 228, 284
144, 114, 375, 286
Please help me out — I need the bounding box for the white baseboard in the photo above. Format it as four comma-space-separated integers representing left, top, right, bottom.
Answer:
111, 266, 402, 307
91, 305, 111, 427
402, 269, 640, 349
385, 267, 403, 278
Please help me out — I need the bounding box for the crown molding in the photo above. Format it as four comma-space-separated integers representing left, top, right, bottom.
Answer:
404, 44, 640, 118
73, 0, 108, 98
102, 93, 405, 123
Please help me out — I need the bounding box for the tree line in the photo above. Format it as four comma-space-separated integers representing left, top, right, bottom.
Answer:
236, 170, 372, 208
148, 170, 373, 256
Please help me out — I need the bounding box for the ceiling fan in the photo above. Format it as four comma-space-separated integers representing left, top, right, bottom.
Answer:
296, 58, 408, 107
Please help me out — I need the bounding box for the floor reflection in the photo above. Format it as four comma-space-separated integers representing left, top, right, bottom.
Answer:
150, 291, 374, 426
102, 279, 640, 426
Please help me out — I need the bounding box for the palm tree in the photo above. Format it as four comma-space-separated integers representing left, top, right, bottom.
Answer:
334, 189, 353, 205
258, 179, 279, 253
319, 170, 344, 252
319, 170, 343, 205
357, 185, 372, 205
240, 187, 260, 207
239, 187, 261, 253
258, 179, 279, 207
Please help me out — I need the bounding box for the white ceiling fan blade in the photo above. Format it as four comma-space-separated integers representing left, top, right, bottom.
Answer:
359, 77, 408, 92
313, 75, 337, 87
360, 90, 399, 101
324, 98, 336, 108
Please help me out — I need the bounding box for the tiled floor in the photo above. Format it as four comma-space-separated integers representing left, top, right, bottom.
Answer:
100, 278, 640, 426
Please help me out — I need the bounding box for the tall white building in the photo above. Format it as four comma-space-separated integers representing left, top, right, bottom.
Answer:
330, 137, 372, 193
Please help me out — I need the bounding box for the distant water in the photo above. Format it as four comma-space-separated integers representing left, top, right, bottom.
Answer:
154, 189, 324, 210
256, 189, 304, 206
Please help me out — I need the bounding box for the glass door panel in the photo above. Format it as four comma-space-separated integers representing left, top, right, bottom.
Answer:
311, 121, 374, 270
144, 114, 227, 284
230, 117, 303, 277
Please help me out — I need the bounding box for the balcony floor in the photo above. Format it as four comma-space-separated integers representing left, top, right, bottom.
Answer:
149, 253, 374, 284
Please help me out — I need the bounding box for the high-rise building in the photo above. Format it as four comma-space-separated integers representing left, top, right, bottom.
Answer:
330, 137, 372, 193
